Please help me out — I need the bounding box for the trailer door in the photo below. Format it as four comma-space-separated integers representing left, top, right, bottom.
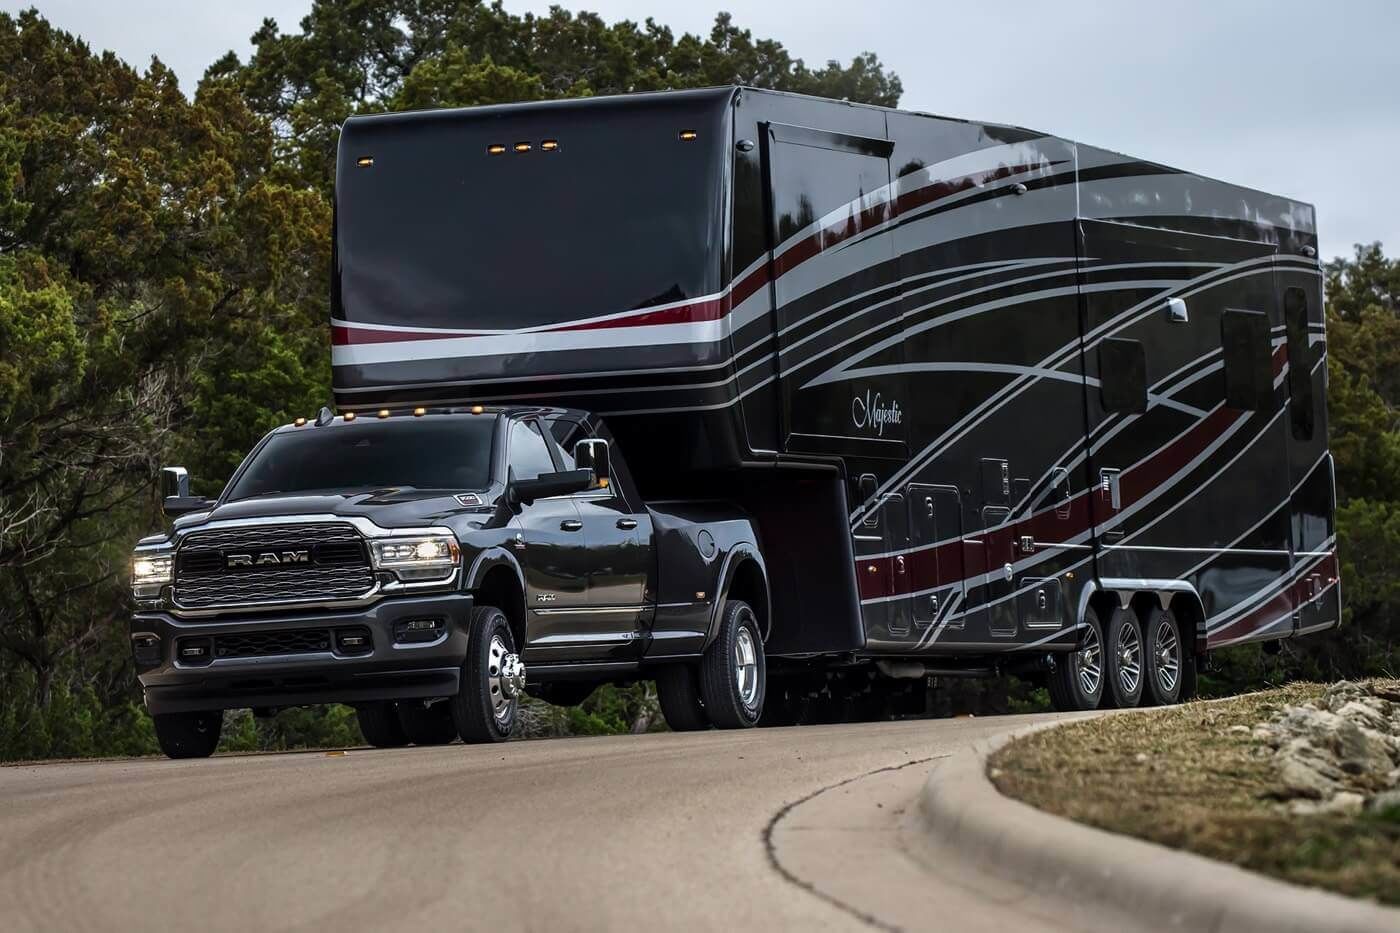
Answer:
760, 123, 905, 459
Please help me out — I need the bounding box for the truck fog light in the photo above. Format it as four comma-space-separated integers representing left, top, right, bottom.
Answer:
177, 637, 213, 666
394, 618, 444, 644
336, 628, 373, 654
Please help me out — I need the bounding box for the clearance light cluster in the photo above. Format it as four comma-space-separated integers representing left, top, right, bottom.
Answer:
490, 140, 560, 155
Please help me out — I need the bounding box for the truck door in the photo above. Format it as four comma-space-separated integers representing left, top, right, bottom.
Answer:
761, 122, 906, 460
906, 484, 965, 635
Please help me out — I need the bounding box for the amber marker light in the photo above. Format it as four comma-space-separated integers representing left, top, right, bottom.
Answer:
540, 139, 559, 152
513, 142, 531, 153
487, 144, 506, 155
294, 417, 307, 427
678, 130, 698, 141
343, 411, 356, 422
471, 405, 485, 414
413, 407, 426, 417
356, 156, 374, 167
377, 409, 390, 419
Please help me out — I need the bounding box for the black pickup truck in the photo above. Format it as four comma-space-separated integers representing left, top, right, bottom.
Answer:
130, 406, 770, 757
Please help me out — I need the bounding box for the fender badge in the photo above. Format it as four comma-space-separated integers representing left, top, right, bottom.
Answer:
456, 493, 483, 507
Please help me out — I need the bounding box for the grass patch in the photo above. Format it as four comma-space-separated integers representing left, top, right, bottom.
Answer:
989, 682, 1400, 906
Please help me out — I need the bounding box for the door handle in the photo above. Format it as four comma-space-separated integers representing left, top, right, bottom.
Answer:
560, 520, 583, 532
616, 518, 638, 530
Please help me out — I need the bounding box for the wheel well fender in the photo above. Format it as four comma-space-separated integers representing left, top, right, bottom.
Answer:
467, 548, 528, 649
1085, 577, 1207, 658
705, 545, 770, 646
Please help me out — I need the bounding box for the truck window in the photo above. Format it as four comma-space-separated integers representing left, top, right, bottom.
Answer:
1283, 288, 1315, 440
507, 419, 556, 481
226, 418, 495, 501
1221, 309, 1274, 411
1099, 338, 1148, 414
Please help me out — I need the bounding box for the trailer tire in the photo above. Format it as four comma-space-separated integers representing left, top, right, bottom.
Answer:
1102, 606, 1145, 708
656, 664, 709, 731
397, 701, 458, 745
1048, 607, 1106, 712
153, 710, 223, 759
698, 599, 765, 729
1141, 607, 1185, 706
355, 702, 409, 747
450, 605, 521, 744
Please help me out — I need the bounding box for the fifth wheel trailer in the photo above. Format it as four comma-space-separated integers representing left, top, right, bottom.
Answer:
131, 84, 1338, 749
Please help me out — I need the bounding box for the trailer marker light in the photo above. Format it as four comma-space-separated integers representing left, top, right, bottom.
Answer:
377, 409, 390, 419
294, 417, 307, 427
356, 156, 374, 167
487, 144, 507, 155
513, 142, 531, 153
413, 407, 426, 417
541, 139, 559, 152
678, 130, 698, 141
343, 411, 356, 422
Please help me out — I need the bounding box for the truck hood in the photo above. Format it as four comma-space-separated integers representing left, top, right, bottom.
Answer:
172, 488, 492, 534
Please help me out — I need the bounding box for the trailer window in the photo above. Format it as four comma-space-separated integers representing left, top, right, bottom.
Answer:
1283, 288, 1315, 440
1099, 339, 1147, 414
1221, 309, 1274, 411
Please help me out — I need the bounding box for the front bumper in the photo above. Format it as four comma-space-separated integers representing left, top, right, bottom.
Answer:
130, 593, 474, 716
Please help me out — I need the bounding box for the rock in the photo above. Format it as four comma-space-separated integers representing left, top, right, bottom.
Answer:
1276, 739, 1343, 799
1333, 720, 1394, 778
1134, 752, 1149, 763
1367, 788, 1400, 814
1227, 725, 1251, 735
1336, 699, 1392, 734
1318, 791, 1365, 816
1322, 680, 1370, 713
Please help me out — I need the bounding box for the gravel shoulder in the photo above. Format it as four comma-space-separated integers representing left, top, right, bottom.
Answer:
990, 681, 1400, 906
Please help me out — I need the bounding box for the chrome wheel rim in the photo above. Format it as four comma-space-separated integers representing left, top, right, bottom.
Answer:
734, 624, 760, 709
1076, 625, 1103, 698
486, 633, 523, 723
1154, 619, 1180, 695
1116, 621, 1142, 696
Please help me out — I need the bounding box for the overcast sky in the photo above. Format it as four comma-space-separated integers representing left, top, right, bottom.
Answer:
11, 0, 1399, 260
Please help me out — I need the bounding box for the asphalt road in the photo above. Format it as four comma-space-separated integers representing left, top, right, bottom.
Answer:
0, 713, 1086, 932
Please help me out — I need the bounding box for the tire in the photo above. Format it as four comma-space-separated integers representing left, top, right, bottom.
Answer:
396, 701, 458, 746
356, 702, 409, 748
1141, 607, 1185, 706
698, 599, 766, 729
450, 605, 522, 744
656, 664, 709, 731
1103, 606, 1146, 709
1048, 607, 1106, 712
529, 682, 598, 707
153, 710, 223, 759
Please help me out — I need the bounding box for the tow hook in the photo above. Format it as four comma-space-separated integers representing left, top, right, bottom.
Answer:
499, 654, 526, 698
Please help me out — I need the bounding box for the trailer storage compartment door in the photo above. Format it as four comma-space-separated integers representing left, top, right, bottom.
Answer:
760, 123, 906, 460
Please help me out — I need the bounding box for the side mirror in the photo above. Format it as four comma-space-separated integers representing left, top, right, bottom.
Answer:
512, 469, 595, 506
160, 466, 212, 518
574, 438, 611, 491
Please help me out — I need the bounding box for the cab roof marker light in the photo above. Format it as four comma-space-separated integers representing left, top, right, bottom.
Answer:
678, 130, 698, 141
356, 156, 374, 167
413, 407, 427, 417
471, 405, 485, 415
293, 417, 307, 427
513, 142, 531, 153
377, 409, 390, 419
540, 139, 559, 152
343, 411, 356, 421
487, 144, 506, 155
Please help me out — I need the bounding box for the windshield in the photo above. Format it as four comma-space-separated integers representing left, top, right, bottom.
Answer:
226, 418, 496, 501
334, 93, 726, 331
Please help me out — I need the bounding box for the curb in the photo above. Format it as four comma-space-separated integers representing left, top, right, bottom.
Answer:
918, 719, 1400, 933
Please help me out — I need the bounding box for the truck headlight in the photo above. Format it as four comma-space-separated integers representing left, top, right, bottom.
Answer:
370, 534, 460, 582
132, 553, 173, 586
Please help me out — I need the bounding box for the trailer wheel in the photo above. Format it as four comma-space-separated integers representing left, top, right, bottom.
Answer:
1048, 607, 1105, 712
450, 605, 522, 744
699, 599, 766, 729
153, 710, 223, 759
397, 700, 458, 745
1141, 607, 1184, 706
656, 664, 709, 731
355, 702, 409, 747
1103, 606, 1145, 709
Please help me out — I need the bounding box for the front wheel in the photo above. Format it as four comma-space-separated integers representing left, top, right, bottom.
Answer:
450, 605, 523, 744
153, 710, 223, 759
698, 600, 766, 729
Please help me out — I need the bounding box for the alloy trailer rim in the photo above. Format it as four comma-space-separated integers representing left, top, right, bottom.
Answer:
734, 622, 760, 709
1076, 625, 1103, 698
487, 633, 525, 723
1154, 619, 1181, 694
1117, 621, 1142, 696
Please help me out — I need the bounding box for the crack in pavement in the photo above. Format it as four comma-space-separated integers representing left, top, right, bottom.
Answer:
762, 755, 949, 932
